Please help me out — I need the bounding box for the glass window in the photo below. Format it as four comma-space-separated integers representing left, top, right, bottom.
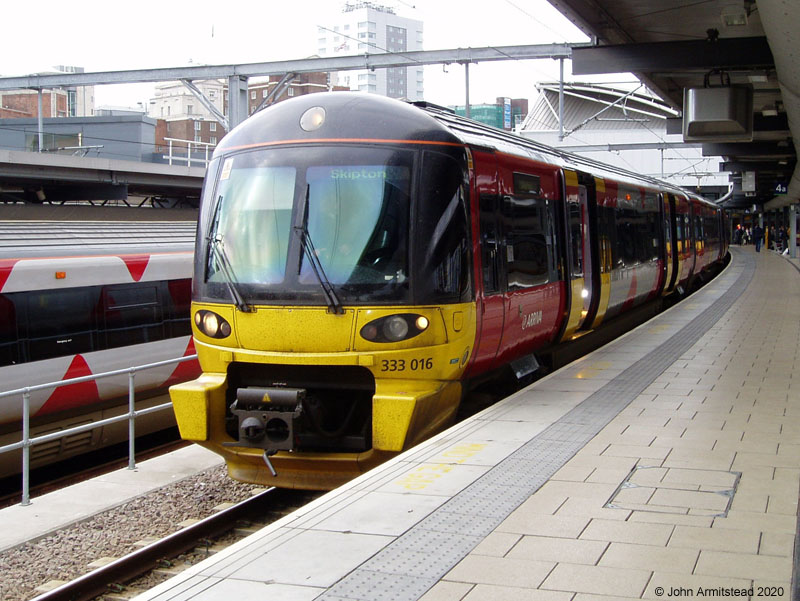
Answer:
567, 200, 583, 277
201, 147, 413, 305
414, 151, 471, 303
26, 289, 96, 361
208, 164, 297, 285
166, 279, 192, 338
103, 285, 163, 347
0, 295, 18, 366
503, 195, 551, 289
301, 163, 410, 289
479, 195, 500, 294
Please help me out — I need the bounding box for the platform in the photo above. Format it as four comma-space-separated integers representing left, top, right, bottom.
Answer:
0, 445, 223, 553
125, 247, 796, 600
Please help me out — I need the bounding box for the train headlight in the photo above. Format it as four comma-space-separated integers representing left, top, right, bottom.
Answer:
300, 106, 326, 131
383, 316, 409, 341
360, 313, 429, 343
195, 310, 232, 339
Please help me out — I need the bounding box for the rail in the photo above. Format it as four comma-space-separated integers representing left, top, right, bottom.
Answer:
162, 137, 215, 167
0, 354, 198, 506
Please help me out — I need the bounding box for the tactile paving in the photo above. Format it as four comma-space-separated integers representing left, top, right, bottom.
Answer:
316, 254, 755, 601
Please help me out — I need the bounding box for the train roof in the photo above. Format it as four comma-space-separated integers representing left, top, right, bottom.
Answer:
414, 101, 720, 208
216, 92, 721, 212
0, 221, 196, 260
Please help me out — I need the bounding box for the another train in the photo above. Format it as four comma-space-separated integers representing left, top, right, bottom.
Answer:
171, 92, 727, 490
0, 220, 198, 476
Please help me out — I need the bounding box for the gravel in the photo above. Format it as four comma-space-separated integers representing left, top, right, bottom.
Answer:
0, 464, 257, 601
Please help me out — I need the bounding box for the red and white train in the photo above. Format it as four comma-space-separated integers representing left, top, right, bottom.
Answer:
171, 93, 728, 490
0, 220, 198, 476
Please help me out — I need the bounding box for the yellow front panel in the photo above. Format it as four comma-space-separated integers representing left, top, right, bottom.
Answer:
178, 300, 479, 489
169, 373, 227, 441
235, 307, 355, 353
372, 379, 462, 451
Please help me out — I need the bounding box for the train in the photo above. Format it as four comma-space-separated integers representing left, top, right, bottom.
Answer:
0, 220, 198, 477
170, 92, 728, 490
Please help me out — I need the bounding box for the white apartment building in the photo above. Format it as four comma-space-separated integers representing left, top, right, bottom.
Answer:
318, 2, 424, 100
147, 80, 225, 121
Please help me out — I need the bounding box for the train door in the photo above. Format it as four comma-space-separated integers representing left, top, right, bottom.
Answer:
693, 202, 706, 272
468, 156, 505, 375
674, 194, 693, 291
496, 173, 561, 369
662, 193, 678, 294
558, 169, 592, 341
577, 174, 602, 328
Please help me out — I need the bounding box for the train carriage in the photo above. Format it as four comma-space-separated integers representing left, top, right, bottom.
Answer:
0, 221, 198, 475
171, 93, 726, 490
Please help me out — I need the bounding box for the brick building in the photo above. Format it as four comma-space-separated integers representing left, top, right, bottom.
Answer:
247, 72, 348, 113
0, 90, 69, 119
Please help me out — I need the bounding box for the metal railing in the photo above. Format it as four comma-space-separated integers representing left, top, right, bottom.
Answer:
0, 354, 198, 506
162, 137, 215, 167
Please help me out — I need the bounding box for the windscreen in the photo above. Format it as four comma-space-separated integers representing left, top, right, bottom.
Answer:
200, 146, 412, 304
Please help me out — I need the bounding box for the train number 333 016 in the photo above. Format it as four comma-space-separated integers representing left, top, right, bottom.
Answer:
381, 358, 434, 372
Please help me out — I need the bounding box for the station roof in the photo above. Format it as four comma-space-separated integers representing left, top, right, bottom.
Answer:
546, 0, 799, 211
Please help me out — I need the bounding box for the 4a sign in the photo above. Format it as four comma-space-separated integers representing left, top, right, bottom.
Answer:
774, 181, 788, 194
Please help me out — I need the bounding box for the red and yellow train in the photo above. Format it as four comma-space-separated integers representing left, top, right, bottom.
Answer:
171, 92, 727, 489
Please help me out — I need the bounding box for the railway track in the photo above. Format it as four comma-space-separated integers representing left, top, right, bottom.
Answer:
30, 487, 321, 601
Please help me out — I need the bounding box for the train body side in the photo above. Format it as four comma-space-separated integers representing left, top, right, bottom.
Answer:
168, 93, 727, 491
0, 222, 198, 475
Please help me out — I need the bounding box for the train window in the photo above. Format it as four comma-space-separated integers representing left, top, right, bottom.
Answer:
166, 279, 192, 338
25, 288, 96, 362
479, 195, 501, 295
415, 151, 471, 303
103, 285, 164, 348
616, 208, 638, 266
597, 205, 618, 270
303, 161, 410, 288
513, 173, 541, 195
567, 200, 583, 277
502, 195, 550, 289
207, 163, 297, 285
0, 295, 19, 366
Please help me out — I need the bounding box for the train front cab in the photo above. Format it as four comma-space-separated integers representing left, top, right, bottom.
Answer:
170, 136, 480, 490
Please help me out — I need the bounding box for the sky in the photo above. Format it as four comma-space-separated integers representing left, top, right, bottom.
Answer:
0, 0, 634, 109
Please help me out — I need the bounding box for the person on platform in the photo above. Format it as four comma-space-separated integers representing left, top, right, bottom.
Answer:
779, 226, 788, 251
752, 223, 764, 252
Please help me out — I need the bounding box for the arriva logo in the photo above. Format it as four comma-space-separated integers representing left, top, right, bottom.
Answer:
521, 310, 543, 329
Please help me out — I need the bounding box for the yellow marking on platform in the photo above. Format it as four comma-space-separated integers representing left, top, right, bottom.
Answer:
576, 361, 613, 379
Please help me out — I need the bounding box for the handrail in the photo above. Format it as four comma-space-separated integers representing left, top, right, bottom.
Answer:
0, 354, 198, 506
162, 137, 215, 167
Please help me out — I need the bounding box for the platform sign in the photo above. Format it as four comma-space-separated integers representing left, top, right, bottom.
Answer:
774, 181, 788, 195
742, 171, 756, 192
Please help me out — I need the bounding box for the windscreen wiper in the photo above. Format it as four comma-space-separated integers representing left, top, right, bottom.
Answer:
206, 194, 253, 313
293, 185, 344, 315
208, 236, 255, 313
